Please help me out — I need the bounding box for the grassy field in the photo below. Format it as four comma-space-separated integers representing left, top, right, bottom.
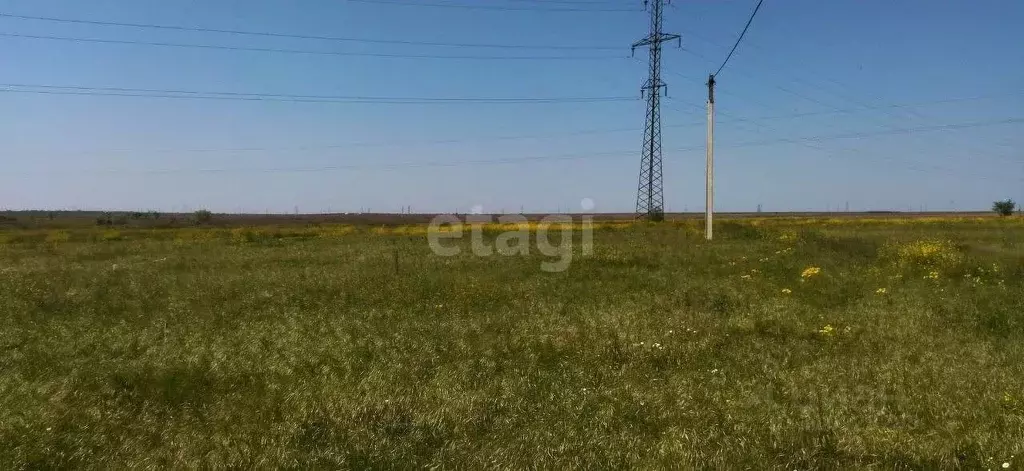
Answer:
1, 217, 1023, 468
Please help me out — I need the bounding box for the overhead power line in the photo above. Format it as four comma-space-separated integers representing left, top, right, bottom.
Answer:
342, 0, 640, 12
0, 12, 621, 50
0, 32, 622, 60
56, 127, 651, 156
503, 0, 632, 4
713, 0, 764, 77
0, 83, 638, 104
12, 117, 1020, 182
11, 93, 1014, 156
14, 149, 640, 176
678, 117, 1024, 151
680, 30, 1012, 165
670, 92, 1024, 125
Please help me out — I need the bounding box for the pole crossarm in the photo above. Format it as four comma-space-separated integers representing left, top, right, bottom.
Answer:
631, 33, 680, 51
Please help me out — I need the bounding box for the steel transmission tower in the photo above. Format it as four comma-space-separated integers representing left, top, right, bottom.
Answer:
632, 0, 679, 220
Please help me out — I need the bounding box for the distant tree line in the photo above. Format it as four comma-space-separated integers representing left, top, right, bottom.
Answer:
96, 211, 163, 226
93, 209, 216, 226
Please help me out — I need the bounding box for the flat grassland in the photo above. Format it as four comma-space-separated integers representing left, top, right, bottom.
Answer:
1, 217, 1023, 468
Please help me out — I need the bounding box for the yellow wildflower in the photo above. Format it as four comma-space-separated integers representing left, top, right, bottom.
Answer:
876, 287, 887, 294
781, 288, 792, 294
818, 325, 835, 336
801, 267, 822, 279
885, 239, 963, 270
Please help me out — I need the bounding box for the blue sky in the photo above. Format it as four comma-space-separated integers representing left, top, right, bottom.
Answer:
0, 0, 1021, 213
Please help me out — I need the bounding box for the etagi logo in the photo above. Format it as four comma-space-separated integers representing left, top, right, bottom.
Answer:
427, 199, 595, 273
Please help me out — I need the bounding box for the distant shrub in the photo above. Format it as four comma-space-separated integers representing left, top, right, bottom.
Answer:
96, 212, 113, 226
195, 209, 213, 224
993, 199, 1016, 217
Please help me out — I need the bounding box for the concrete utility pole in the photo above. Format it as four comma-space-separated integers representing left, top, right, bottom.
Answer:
702, 0, 764, 237
705, 74, 716, 240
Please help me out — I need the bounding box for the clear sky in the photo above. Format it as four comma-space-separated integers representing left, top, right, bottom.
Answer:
0, 0, 1021, 213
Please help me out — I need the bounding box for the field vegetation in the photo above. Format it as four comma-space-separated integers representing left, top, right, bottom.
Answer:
1, 216, 1022, 468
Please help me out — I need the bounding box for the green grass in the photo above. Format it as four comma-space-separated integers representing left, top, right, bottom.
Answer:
1, 219, 1023, 468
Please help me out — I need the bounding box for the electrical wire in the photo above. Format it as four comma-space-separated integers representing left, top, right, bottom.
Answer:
683, 91, 1024, 125
342, 0, 640, 12
713, 0, 765, 77
9, 118, 1019, 178
672, 117, 1024, 152
682, 29, 1011, 162
14, 149, 640, 176
665, 58, 975, 175
675, 47, 1014, 166
49, 127, 653, 156
0, 12, 621, 50
0, 32, 622, 60
0, 83, 638, 104
667, 92, 1022, 181
504, 0, 633, 4
9, 89, 1014, 156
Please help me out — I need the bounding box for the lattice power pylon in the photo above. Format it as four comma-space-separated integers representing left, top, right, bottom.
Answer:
632, 0, 679, 220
